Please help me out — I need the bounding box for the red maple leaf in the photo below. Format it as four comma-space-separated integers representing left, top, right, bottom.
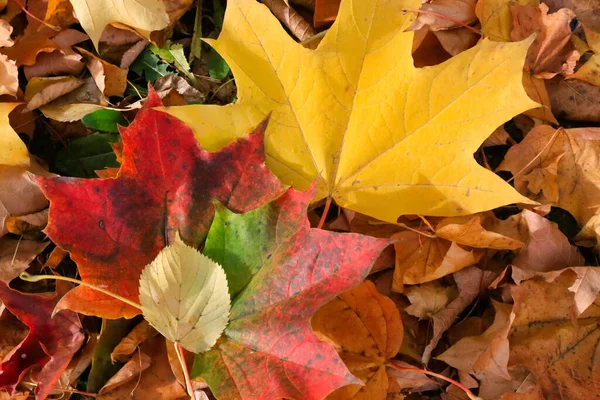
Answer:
35, 91, 284, 319
0, 282, 84, 400
196, 186, 390, 399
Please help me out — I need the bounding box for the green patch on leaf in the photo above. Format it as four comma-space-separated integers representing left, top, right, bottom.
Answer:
82, 109, 127, 133
55, 133, 120, 178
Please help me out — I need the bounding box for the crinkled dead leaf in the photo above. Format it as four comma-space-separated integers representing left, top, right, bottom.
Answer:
69, 0, 169, 49
407, 0, 477, 31
0, 238, 48, 282
196, 186, 389, 399
438, 300, 513, 380
139, 234, 230, 354
0, 164, 48, 236
312, 281, 403, 399
392, 231, 483, 291
512, 266, 600, 316
512, 210, 583, 271
546, 75, 600, 122
111, 320, 157, 363
570, 25, 600, 86
24, 76, 85, 111
166, 0, 537, 223
0, 104, 29, 167
79, 48, 127, 97
314, 0, 340, 26
509, 271, 600, 399
500, 126, 600, 226
404, 281, 456, 319
511, 4, 579, 78
99, 352, 152, 394
37, 91, 283, 319
421, 267, 497, 363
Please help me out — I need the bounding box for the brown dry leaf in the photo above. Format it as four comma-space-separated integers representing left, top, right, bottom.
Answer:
0, 238, 49, 282
521, 73, 558, 123
499, 125, 600, 226
387, 360, 440, 393
23, 29, 88, 79
312, 281, 403, 399
78, 49, 127, 97
407, 0, 477, 31
44, 0, 77, 28
545, 75, 600, 121
99, 352, 152, 394
97, 336, 186, 400
314, 0, 341, 27
24, 76, 85, 111
153, 75, 205, 104
434, 28, 479, 56
111, 320, 158, 363
509, 270, 600, 399
261, 0, 316, 41
435, 212, 525, 250
404, 281, 456, 320
510, 4, 580, 78
512, 210, 583, 271
512, 266, 600, 315
44, 246, 68, 269
438, 300, 514, 380
0, 306, 29, 361
421, 267, 498, 363
475, 0, 539, 42
392, 231, 483, 291
38, 77, 108, 121
0, 164, 49, 237
150, 0, 195, 46
569, 25, 600, 86
0, 19, 17, 97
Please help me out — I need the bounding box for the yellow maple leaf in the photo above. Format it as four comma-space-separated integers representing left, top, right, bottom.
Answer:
0, 103, 29, 167
165, 0, 538, 222
68, 0, 169, 49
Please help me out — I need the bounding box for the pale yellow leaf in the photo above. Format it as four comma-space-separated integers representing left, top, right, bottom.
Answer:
69, 0, 169, 49
139, 234, 230, 354
165, 0, 538, 223
0, 104, 29, 167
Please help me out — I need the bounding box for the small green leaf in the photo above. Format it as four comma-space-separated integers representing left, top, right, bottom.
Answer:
208, 49, 230, 80
139, 234, 230, 354
130, 49, 173, 82
55, 133, 120, 178
82, 109, 127, 133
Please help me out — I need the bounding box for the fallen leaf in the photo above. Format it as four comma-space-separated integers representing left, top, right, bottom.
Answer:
43, 0, 76, 28
0, 238, 49, 282
69, 0, 169, 49
37, 77, 108, 122
509, 271, 600, 399
404, 281, 456, 319
512, 266, 600, 315
79, 49, 128, 97
545, 75, 600, 121
438, 300, 513, 380
510, 4, 579, 78
262, 0, 316, 41
569, 25, 600, 85
139, 233, 230, 353
165, 0, 537, 222
195, 186, 389, 399
512, 210, 583, 271
24, 76, 85, 111
0, 104, 29, 167
99, 352, 152, 394
312, 281, 403, 399
314, 0, 340, 26
500, 125, 600, 226
0, 282, 84, 400
0, 164, 49, 237
421, 267, 497, 363
97, 336, 187, 400
392, 231, 483, 290
111, 320, 158, 363
387, 360, 440, 393
22, 29, 88, 79
36, 91, 283, 319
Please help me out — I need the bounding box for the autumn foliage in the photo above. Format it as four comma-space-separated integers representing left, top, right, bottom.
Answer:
1, 0, 600, 399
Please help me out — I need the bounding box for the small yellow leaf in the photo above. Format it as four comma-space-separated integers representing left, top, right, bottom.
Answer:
139, 234, 230, 353
0, 103, 29, 167
69, 0, 169, 49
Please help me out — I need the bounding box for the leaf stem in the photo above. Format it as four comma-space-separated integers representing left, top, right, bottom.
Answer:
317, 197, 332, 230
387, 362, 482, 400
175, 342, 194, 399
19, 272, 142, 311
12, 0, 61, 31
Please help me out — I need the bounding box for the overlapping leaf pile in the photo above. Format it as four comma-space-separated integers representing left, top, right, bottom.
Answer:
1, 0, 600, 399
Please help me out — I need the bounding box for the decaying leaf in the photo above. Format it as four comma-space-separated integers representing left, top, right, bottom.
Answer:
139, 234, 230, 353
312, 281, 403, 399
166, 0, 537, 222
509, 271, 600, 399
